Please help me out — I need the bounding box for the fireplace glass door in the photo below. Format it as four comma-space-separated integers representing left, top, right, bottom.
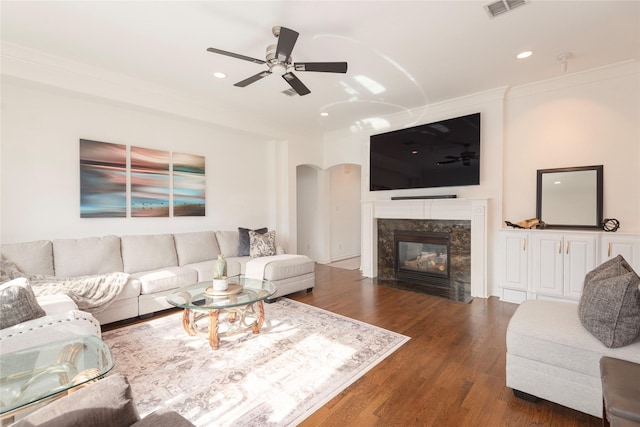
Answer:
394, 231, 450, 287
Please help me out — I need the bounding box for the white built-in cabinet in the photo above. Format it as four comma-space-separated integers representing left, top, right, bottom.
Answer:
499, 230, 640, 304
499, 231, 528, 303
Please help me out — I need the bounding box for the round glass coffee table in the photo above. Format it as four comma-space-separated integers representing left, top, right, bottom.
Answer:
166, 277, 277, 350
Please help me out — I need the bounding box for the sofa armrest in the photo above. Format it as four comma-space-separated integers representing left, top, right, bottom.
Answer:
0, 310, 102, 354
37, 294, 78, 315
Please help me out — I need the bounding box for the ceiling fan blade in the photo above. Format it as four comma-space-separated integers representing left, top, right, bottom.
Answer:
276, 27, 299, 62
294, 62, 348, 73
282, 72, 310, 96
207, 47, 266, 65
437, 159, 458, 165
234, 71, 272, 87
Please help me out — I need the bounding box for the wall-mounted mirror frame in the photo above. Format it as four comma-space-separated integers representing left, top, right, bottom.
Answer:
536, 165, 603, 230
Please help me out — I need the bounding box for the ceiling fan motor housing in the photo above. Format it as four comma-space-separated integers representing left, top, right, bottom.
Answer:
266, 44, 289, 74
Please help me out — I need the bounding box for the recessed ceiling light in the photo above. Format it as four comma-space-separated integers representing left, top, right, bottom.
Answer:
516, 51, 533, 59
213, 72, 226, 79
320, 112, 329, 117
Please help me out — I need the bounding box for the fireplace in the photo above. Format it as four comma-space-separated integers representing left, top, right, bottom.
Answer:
375, 218, 472, 302
395, 231, 450, 287
362, 198, 487, 299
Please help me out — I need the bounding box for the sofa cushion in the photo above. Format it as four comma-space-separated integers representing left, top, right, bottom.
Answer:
215, 231, 239, 257
173, 231, 220, 266
1, 240, 54, 276
121, 234, 178, 273
11, 373, 140, 427
238, 227, 267, 256
578, 255, 640, 348
0, 278, 46, 329
249, 230, 276, 257
53, 236, 123, 277
132, 266, 198, 295
263, 256, 315, 281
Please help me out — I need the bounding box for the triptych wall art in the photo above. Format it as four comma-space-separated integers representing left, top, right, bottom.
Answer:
80, 139, 205, 218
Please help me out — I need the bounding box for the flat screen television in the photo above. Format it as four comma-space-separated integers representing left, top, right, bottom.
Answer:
369, 112, 481, 191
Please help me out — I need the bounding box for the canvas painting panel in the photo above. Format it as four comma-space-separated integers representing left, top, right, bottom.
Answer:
80, 139, 127, 218
173, 153, 205, 216
131, 147, 170, 217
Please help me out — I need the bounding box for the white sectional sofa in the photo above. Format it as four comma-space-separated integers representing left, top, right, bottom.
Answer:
1, 230, 315, 325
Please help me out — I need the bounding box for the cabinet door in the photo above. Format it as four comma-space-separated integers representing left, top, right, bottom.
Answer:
601, 234, 640, 272
563, 234, 597, 300
531, 234, 564, 297
502, 232, 528, 291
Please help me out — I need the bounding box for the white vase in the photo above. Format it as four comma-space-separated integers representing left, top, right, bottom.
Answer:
212, 278, 228, 291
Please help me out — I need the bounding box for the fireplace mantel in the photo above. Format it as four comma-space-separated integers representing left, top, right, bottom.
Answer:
361, 198, 488, 298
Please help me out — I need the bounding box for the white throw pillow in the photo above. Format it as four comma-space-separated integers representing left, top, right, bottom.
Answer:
249, 230, 276, 258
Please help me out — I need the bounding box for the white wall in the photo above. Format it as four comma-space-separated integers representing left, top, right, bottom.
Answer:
329, 164, 361, 261
1, 81, 277, 243
296, 165, 319, 259
503, 61, 640, 233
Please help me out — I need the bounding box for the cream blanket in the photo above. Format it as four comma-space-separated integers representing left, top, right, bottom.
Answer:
245, 254, 307, 280
1, 255, 129, 314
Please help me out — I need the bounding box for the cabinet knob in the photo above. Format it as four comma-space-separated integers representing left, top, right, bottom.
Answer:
558, 240, 562, 254
608, 242, 611, 257
522, 238, 526, 251
566, 241, 569, 255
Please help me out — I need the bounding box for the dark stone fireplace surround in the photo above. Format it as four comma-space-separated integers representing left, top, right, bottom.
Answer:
361, 199, 487, 299
377, 218, 472, 290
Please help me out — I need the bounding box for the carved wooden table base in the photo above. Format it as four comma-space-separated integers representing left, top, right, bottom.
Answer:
181, 301, 265, 350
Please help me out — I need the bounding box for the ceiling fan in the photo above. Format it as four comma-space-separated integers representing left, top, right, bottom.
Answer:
207, 26, 347, 96
437, 144, 480, 166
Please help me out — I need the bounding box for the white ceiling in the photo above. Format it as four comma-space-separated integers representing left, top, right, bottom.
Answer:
2, 1, 639, 135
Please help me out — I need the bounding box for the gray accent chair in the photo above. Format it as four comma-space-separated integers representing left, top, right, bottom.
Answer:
11, 373, 193, 427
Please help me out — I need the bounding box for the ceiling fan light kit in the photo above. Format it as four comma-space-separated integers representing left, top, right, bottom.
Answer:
207, 25, 348, 96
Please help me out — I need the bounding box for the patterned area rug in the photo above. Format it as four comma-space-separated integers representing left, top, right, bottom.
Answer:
102, 298, 408, 426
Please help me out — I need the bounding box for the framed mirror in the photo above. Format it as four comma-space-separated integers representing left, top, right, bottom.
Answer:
536, 165, 603, 229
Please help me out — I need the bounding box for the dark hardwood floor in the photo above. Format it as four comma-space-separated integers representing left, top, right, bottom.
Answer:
286, 263, 601, 427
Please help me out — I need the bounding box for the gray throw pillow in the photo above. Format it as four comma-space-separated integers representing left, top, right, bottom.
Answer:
0, 277, 46, 329
578, 255, 640, 348
12, 373, 140, 427
238, 227, 267, 257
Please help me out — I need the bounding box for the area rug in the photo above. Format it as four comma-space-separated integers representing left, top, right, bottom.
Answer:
102, 298, 409, 426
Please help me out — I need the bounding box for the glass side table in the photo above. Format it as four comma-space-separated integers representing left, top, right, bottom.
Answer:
0, 335, 114, 424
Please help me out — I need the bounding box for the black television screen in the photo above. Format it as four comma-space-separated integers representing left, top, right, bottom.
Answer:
369, 112, 481, 191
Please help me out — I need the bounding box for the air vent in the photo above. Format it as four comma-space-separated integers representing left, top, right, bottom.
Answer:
484, 0, 528, 18
282, 88, 298, 97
